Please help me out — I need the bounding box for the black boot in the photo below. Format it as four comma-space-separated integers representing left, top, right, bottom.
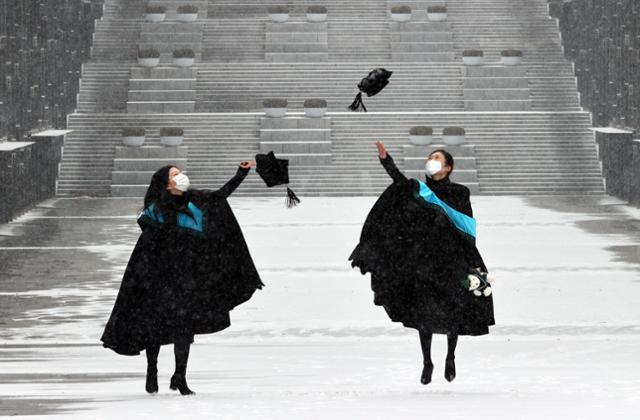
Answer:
146, 367, 158, 394
145, 345, 160, 394
419, 330, 434, 385
170, 340, 195, 395
444, 357, 456, 382
445, 333, 458, 382
421, 362, 434, 385
170, 373, 194, 395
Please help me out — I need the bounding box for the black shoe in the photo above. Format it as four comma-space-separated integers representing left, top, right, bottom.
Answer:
444, 357, 456, 382
170, 374, 195, 395
420, 362, 434, 385
145, 369, 158, 394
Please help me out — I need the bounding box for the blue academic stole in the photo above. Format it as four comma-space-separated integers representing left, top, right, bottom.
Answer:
415, 180, 477, 239
142, 202, 204, 233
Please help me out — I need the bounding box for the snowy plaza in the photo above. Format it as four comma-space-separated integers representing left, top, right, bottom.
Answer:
2, 0, 640, 418
1, 195, 639, 418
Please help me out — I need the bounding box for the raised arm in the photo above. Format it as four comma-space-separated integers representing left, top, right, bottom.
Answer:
216, 160, 255, 198
376, 140, 407, 184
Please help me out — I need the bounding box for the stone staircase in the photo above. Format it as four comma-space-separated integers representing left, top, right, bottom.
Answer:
388, 0, 455, 63
195, 62, 464, 112
204, 0, 392, 61
58, 0, 605, 197
89, 2, 142, 61
111, 146, 189, 197
463, 66, 532, 111
127, 67, 198, 113
259, 116, 333, 165
265, 22, 329, 62
57, 112, 603, 196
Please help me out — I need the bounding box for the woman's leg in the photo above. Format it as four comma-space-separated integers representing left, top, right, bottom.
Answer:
170, 338, 195, 395
145, 344, 160, 394
419, 330, 434, 385
445, 333, 458, 382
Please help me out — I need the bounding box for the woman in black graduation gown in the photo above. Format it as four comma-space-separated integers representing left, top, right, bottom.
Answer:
349, 141, 494, 385
101, 161, 264, 395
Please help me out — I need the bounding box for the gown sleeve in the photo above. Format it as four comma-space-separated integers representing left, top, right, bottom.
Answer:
457, 187, 488, 272
190, 166, 250, 202
379, 153, 408, 184
216, 166, 251, 199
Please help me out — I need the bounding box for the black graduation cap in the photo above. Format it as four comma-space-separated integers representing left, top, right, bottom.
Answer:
348, 68, 393, 112
255, 151, 301, 208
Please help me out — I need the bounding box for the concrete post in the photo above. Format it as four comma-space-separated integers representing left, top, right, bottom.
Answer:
592, 127, 634, 200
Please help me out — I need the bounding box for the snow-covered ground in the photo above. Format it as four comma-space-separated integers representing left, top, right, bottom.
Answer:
1, 195, 640, 419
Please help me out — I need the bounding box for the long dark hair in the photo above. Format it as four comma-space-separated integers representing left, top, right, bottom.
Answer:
429, 149, 454, 176
139, 165, 195, 225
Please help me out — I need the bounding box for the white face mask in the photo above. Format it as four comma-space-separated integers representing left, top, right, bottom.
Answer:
425, 160, 442, 178
172, 173, 190, 192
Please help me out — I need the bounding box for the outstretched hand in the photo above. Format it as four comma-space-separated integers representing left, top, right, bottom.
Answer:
375, 140, 387, 159
240, 159, 256, 169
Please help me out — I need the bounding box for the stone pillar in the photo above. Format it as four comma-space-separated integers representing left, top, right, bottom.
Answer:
592, 127, 635, 201
631, 139, 640, 205
0, 142, 34, 224
29, 129, 69, 200
547, 0, 564, 19
0, 129, 67, 223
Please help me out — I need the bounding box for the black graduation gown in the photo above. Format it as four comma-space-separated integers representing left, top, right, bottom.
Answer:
349, 154, 495, 336
101, 167, 264, 355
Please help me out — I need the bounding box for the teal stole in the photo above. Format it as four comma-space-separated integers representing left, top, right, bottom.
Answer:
415, 180, 476, 239
141, 202, 204, 233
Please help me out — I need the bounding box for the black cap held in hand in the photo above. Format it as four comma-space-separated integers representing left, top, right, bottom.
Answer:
348, 68, 393, 112
255, 151, 301, 208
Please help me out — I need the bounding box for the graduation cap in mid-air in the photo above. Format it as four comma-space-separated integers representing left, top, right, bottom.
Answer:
348, 68, 393, 112
255, 151, 301, 208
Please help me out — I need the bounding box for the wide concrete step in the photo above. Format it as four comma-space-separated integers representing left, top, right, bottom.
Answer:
265, 43, 329, 53
259, 141, 332, 154
391, 52, 455, 61
391, 42, 455, 53
128, 90, 197, 101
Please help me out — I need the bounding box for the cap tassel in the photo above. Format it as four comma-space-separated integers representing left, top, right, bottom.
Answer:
286, 186, 301, 208
348, 91, 367, 112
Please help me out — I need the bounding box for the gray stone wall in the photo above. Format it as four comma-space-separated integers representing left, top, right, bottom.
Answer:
0, 131, 65, 224
555, 0, 640, 131
594, 130, 640, 205
0, 0, 104, 141
554, 0, 640, 204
